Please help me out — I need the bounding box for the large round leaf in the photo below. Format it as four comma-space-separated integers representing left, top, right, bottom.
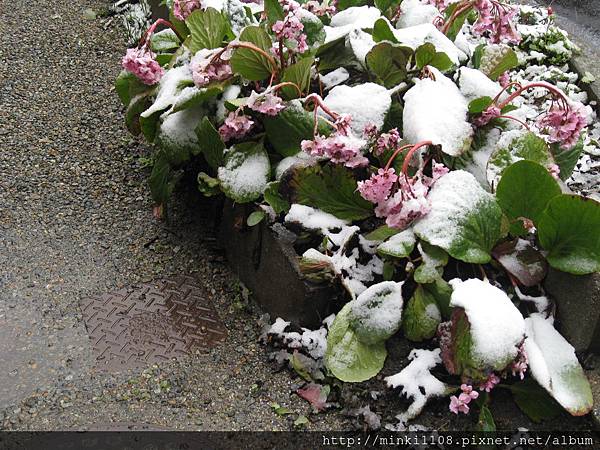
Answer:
414, 171, 504, 264
538, 195, 600, 275
217, 142, 270, 203
496, 160, 561, 236
324, 303, 387, 382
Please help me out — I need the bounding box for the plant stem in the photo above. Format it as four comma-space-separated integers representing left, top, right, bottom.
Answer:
384, 144, 413, 171
401, 141, 433, 175
139, 19, 185, 47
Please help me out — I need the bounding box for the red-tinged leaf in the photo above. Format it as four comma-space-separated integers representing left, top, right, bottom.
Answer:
296, 383, 330, 412
493, 238, 548, 287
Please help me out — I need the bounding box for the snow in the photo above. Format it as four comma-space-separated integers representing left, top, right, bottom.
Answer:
514, 286, 549, 315
319, 68, 350, 90
300, 327, 328, 359
350, 281, 404, 338
268, 317, 291, 335
392, 23, 467, 65
395, 0, 440, 29
346, 28, 376, 67
284, 204, 349, 234
524, 314, 593, 413
204, 0, 225, 10
158, 105, 204, 147
330, 6, 381, 28
458, 67, 506, 102
275, 153, 312, 179
141, 65, 193, 118
377, 229, 416, 257
403, 68, 473, 156
322, 83, 392, 135
485, 129, 528, 186
217, 146, 270, 199
216, 84, 241, 121
385, 348, 447, 423
449, 278, 525, 370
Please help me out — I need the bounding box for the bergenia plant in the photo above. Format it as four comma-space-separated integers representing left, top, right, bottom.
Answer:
116, 0, 599, 431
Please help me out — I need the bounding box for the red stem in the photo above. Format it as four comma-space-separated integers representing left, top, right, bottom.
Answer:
401, 141, 433, 176
384, 144, 413, 171
498, 82, 570, 110
497, 115, 531, 130
305, 94, 339, 121
441, 1, 473, 34
139, 19, 184, 47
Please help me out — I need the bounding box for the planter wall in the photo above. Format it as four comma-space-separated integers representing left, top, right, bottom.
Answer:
219, 202, 341, 328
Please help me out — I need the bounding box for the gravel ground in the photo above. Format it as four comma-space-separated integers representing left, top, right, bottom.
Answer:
0, 0, 597, 433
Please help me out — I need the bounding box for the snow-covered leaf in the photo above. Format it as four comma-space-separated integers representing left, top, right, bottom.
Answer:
413, 241, 448, 284
538, 195, 600, 275
492, 239, 548, 287
509, 378, 562, 423
281, 163, 373, 221
523, 314, 593, 416
264, 181, 290, 214
299, 9, 326, 48
393, 23, 466, 65
324, 303, 387, 382
403, 69, 472, 157
478, 45, 518, 81
403, 285, 441, 342
423, 278, 453, 321
414, 171, 504, 264
150, 29, 181, 52
496, 160, 561, 236
218, 141, 270, 203
349, 281, 404, 344
384, 348, 448, 422
377, 229, 416, 258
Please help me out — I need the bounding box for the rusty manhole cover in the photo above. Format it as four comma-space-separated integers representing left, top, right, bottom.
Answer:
80, 276, 227, 370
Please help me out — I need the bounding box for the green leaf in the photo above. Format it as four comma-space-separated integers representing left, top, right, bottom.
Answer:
126, 93, 152, 136
413, 241, 448, 284
336, 0, 369, 10
415, 43, 436, 69
377, 229, 416, 258
172, 85, 224, 113
270, 402, 293, 416
523, 314, 594, 416
247, 210, 266, 226
195, 117, 225, 170
509, 378, 562, 423
403, 285, 441, 342
263, 100, 332, 157
169, 9, 190, 43
218, 141, 271, 203
422, 278, 453, 321
374, 0, 401, 15
230, 26, 274, 81
264, 0, 285, 25
324, 303, 387, 382
197, 172, 221, 197
492, 238, 548, 287
382, 261, 395, 280
150, 29, 181, 52
280, 163, 373, 221
468, 96, 493, 115
479, 46, 518, 81
444, 2, 470, 41
264, 181, 290, 214
496, 160, 561, 236
300, 11, 326, 49
549, 137, 584, 181
365, 225, 400, 242
538, 195, 600, 275
294, 415, 309, 427
414, 171, 504, 264
366, 43, 411, 88
487, 131, 555, 189
281, 57, 314, 99
186, 8, 229, 53
382, 101, 403, 132
471, 44, 485, 69
429, 51, 454, 72
315, 37, 356, 72
149, 151, 177, 204
477, 405, 496, 432
372, 18, 399, 44
115, 70, 150, 107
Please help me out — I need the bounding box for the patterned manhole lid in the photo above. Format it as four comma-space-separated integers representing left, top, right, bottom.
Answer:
80, 275, 227, 370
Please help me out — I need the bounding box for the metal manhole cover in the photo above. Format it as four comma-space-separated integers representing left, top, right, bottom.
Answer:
80, 276, 227, 370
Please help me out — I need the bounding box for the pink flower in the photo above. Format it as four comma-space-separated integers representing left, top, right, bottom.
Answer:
432, 162, 449, 181
537, 103, 587, 149
301, 134, 368, 169
305, 0, 336, 16
271, 3, 309, 55
191, 50, 232, 87
479, 373, 501, 392
449, 395, 470, 414
473, 0, 521, 44
498, 71, 510, 88
449, 384, 479, 415
357, 168, 399, 204
173, 0, 202, 21
511, 344, 529, 380
473, 105, 501, 127
247, 91, 286, 116
379, 177, 431, 230
425, 0, 449, 11
375, 128, 401, 155
122, 46, 164, 85
219, 112, 254, 142
363, 123, 378, 139
334, 114, 353, 136
547, 163, 561, 180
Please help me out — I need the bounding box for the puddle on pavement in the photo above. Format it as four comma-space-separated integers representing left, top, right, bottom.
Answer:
79, 276, 227, 370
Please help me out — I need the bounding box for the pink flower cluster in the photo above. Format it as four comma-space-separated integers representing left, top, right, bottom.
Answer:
449, 384, 479, 415
359, 162, 448, 230
363, 123, 378, 139
537, 103, 587, 149
173, 0, 202, 21
548, 163, 561, 180
425, 0, 450, 11
272, 0, 308, 54
304, 0, 336, 16
375, 128, 401, 155
247, 91, 286, 116
302, 134, 369, 168
511, 344, 529, 380
498, 71, 511, 88
473, 105, 501, 127
191, 50, 232, 87
479, 373, 501, 392
219, 112, 254, 142
122, 46, 165, 85
473, 0, 521, 44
